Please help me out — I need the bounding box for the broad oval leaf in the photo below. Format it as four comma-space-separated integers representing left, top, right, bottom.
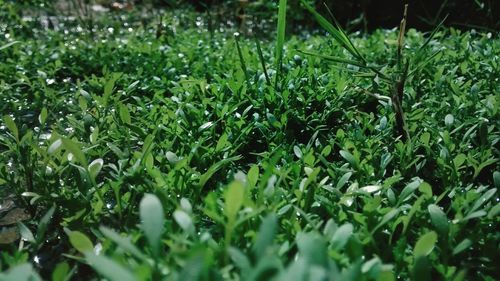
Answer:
469, 188, 497, 214
247, 165, 259, 188
293, 146, 303, 159
398, 178, 423, 205
428, 204, 449, 236
139, 194, 165, 255
452, 238, 472, 255
336, 172, 353, 190
359, 185, 382, 193
340, 150, 358, 168
173, 210, 194, 233
68, 231, 93, 254
372, 208, 400, 234
493, 171, 500, 188
330, 223, 353, 250
62, 138, 88, 166
88, 158, 104, 181
52, 262, 70, 281
414, 231, 437, 258
47, 139, 62, 154
224, 180, 245, 222
198, 121, 213, 131
39, 107, 48, 125
3, 115, 19, 141
17, 222, 35, 243
118, 104, 131, 124
444, 114, 454, 127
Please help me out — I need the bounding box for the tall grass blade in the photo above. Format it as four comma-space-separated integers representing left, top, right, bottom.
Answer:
300, 0, 361, 61
275, 0, 287, 89
255, 38, 271, 86
235, 35, 250, 87
323, 3, 365, 62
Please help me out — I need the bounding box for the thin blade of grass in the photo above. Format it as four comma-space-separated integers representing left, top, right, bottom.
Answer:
297, 50, 366, 68
323, 3, 366, 62
298, 50, 390, 81
255, 37, 271, 86
408, 49, 442, 78
235, 35, 250, 87
0, 41, 20, 51
416, 15, 448, 55
300, 0, 361, 61
275, 0, 288, 90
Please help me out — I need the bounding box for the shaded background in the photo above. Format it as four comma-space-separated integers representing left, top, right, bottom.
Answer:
2, 0, 499, 31
184, 0, 499, 31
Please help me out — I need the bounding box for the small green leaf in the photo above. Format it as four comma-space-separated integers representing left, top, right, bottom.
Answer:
413, 231, 437, 258
17, 222, 35, 243
461, 210, 486, 221
488, 202, 500, 219
469, 188, 497, 214
62, 138, 88, 166
247, 165, 259, 188
372, 208, 400, 234
420, 132, 430, 145
119, 104, 131, 124
253, 214, 278, 257
199, 155, 242, 189
452, 238, 472, 255
37, 206, 55, 242
52, 262, 70, 281
493, 171, 500, 188
173, 210, 194, 233
216, 133, 229, 151
224, 180, 245, 222
398, 178, 422, 205
418, 182, 433, 198
453, 154, 467, 168
428, 204, 449, 236
85, 253, 136, 281
340, 150, 358, 168
198, 121, 213, 131
39, 107, 48, 125
88, 159, 104, 181
293, 146, 303, 159
336, 172, 353, 189
139, 194, 165, 256
99, 226, 145, 260
3, 115, 18, 142
68, 231, 93, 254
444, 114, 454, 127
330, 223, 353, 250
48, 139, 63, 154
165, 151, 180, 164
359, 185, 382, 193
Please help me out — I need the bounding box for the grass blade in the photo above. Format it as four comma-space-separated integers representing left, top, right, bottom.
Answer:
300, 0, 361, 61
234, 35, 250, 87
255, 37, 271, 86
275, 0, 288, 89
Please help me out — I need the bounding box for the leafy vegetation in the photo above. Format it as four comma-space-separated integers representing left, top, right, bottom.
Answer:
0, 2, 499, 281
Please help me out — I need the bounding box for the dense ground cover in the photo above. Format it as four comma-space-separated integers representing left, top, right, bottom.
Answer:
0, 5, 499, 281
